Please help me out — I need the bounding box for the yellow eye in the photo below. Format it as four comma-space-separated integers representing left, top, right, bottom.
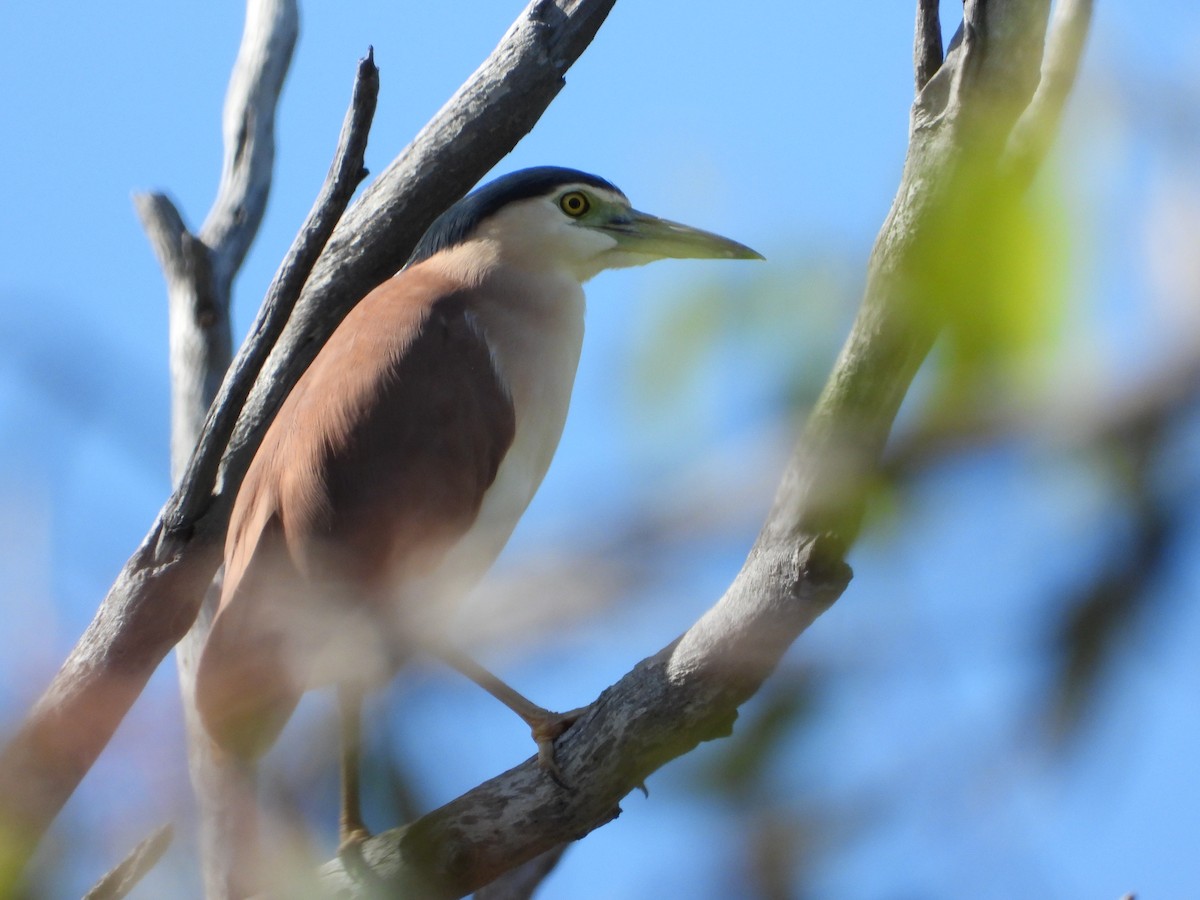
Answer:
559, 191, 590, 217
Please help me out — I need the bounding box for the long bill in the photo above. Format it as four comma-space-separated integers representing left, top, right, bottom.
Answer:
602, 210, 764, 261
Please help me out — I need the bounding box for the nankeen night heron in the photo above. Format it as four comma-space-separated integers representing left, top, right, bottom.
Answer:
194, 166, 762, 849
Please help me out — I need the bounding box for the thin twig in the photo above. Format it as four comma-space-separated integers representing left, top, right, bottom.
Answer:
165, 46, 379, 538
1001, 0, 1094, 186
914, 0, 943, 91
82, 823, 174, 900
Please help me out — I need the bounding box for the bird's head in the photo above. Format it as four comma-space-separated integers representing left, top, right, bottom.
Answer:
407, 166, 763, 283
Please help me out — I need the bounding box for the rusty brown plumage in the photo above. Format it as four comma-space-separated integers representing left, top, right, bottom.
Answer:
196, 265, 515, 758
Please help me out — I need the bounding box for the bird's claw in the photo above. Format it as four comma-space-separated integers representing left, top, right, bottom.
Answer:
338, 826, 391, 890
338, 824, 372, 860
528, 707, 587, 789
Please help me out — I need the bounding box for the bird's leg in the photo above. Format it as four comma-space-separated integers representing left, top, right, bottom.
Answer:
337, 683, 372, 852
432, 645, 589, 785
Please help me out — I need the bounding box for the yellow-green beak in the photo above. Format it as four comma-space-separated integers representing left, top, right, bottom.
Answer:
602, 209, 764, 261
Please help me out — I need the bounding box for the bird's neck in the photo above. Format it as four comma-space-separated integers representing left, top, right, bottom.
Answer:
470, 265, 586, 430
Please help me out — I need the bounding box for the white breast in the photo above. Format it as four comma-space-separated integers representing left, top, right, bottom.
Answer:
413, 263, 586, 624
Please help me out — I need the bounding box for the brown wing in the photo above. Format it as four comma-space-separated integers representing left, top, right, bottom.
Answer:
196, 266, 515, 758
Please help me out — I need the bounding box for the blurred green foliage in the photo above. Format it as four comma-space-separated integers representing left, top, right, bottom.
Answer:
910, 160, 1072, 424
629, 255, 861, 425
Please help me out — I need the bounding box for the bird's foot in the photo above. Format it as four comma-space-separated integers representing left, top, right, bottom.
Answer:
338, 824, 372, 858
427, 644, 592, 786
337, 824, 383, 887
525, 705, 590, 788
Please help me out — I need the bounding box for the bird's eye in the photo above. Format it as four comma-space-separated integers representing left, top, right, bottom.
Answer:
559, 191, 590, 218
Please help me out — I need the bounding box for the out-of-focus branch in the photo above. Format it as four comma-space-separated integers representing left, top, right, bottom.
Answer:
318, 2, 1089, 895
883, 340, 1200, 480
200, 0, 298, 293
135, 4, 301, 897
134, 187, 232, 485
82, 824, 174, 900
1002, 0, 1095, 186
136, 0, 298, 483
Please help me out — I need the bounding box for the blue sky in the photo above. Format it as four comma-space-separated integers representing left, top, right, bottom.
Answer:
3, 1, 1200, 897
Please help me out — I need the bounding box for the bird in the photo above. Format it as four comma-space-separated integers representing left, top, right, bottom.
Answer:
194, 166, 762, 851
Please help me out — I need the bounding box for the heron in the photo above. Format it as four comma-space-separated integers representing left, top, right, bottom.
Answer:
194, 166, 762, 852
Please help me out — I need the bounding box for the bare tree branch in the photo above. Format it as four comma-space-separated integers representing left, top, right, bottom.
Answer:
914, 0, 944, 91
314, 3, 1088, 895
137, 7, 302, 898
201, 0, 299, 298
0, 0, 616, 889
136, 0, 298, 484
1002, 0, 1095, 185
82, 823, 174, 900
134, 191, 232, 483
